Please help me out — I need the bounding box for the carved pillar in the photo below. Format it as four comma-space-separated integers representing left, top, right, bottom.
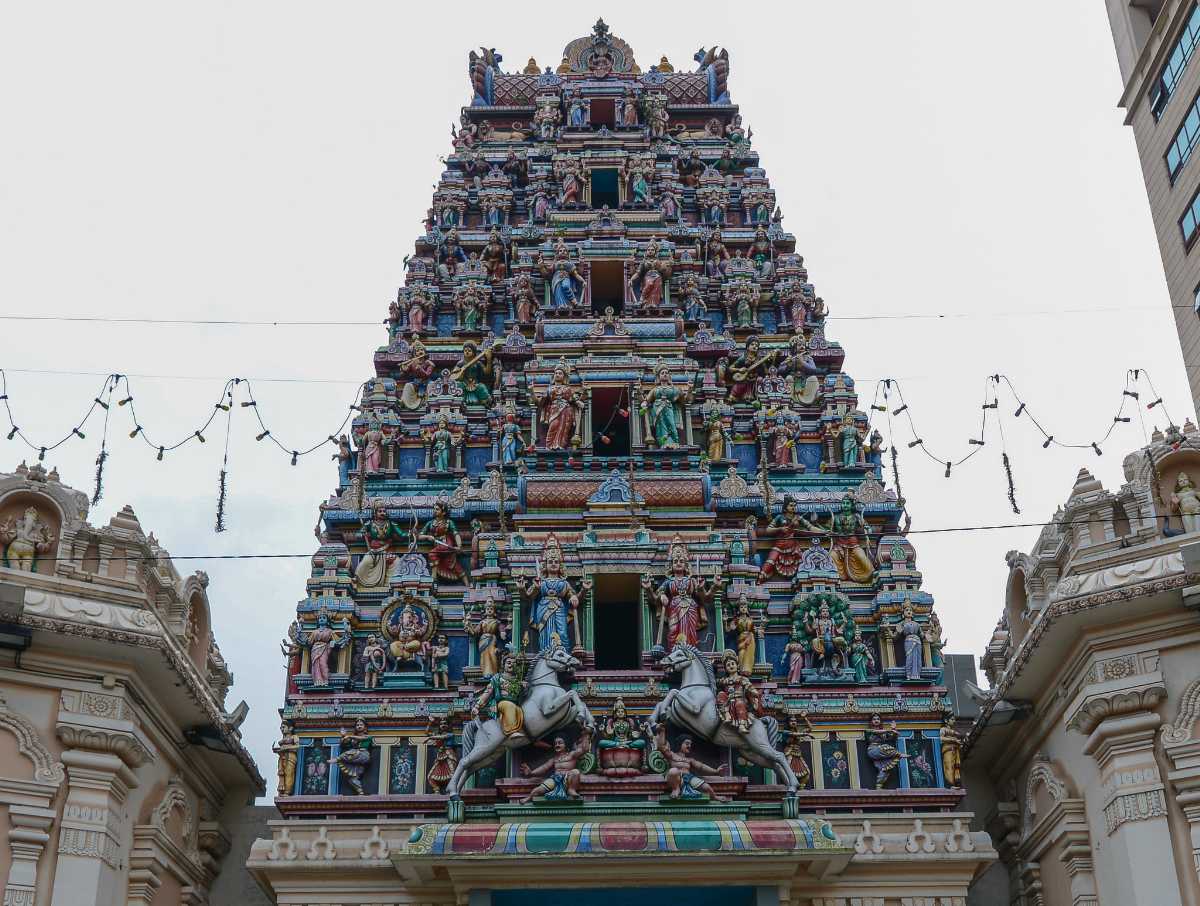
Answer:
1162, 695, 1200, 884
51, 719, 153, 906
4, 807, 54, 906
1067, 673, 1177, 906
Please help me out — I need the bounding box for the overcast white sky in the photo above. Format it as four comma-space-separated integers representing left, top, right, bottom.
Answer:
0, 1, 1190, 790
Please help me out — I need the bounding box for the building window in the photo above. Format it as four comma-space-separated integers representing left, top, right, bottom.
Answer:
1151, 4, 1200, 120
1168, 92, 1200, 180
1181, 185, 1200, 247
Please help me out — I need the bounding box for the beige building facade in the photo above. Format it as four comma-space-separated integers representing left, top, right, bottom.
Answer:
966, 423, 1200, 905
0, 460, 263, 905
1106, 0, 1200, 416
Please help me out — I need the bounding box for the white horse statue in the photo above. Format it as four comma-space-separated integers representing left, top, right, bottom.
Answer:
447, 645, 594, 799
647, 642, 799, 793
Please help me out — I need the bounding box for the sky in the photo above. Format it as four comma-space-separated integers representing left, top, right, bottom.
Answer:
0, 1, 1191, 794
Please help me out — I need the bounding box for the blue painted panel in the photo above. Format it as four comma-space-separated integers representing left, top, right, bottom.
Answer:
436, 313, 456, 336
797, 442, 822, 472
399, 448, 424, 477
733, 443, 759, 474
765, 633, 789, 678
490, 313, 506, 335
759, 309, 777, 333
466, 447, 491, 476
709, 311, 726, 332
449, 635, 469, 682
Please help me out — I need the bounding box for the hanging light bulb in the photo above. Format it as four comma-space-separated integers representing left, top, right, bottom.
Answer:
157, 447, 165, 461
72, 427, 85, 439
129, 425, 142, 438
118, 395, 133, 406
38, 447, 46, 461
94, 397, 109, 410
6, 426, 17, 440
1042, 436, 1053, 448
257, 430, 270, 441
291, 451, 299, 466
194, 430, 206, 443
1014, 403, 1025, 417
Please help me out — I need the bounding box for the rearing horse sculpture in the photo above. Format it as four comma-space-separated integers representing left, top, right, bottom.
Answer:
447, 645, 594, 799
647, 642, 799, 793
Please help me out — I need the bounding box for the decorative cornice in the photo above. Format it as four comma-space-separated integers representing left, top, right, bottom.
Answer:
1066, 673, 1168, 735
55, 721, 154, 769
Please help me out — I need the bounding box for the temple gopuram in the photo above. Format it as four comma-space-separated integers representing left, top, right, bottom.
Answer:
247, 22, 996, 905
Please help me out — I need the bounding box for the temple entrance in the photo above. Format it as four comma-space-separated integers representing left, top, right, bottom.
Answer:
493, 888, 757, 906
589, 386, 631, 456
592, 573, 640, 670
589, 259, 624, 314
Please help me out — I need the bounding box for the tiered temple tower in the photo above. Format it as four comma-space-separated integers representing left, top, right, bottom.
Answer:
256, 22, 994, 903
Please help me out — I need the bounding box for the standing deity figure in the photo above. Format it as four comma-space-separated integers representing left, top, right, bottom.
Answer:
848, 626, 875, 683
655, 726, 726, 801
940, 713, 963, 787
355, 507, 408, 589
805, 601, 848, 673
512, 273, 537, 323
566, 92, 588, 128
419, 500, 466, 583
517, 538, 581, 651
456, 284, 488, 332
835, 415, 863, 469
430, 634, 450, 689
472, 652, 526, 739
829, 494, 875, 583
519, 730, 592, 802
438, 228, 468, 278
782, 638, 806, 684
538, 364, 585, 450
660, 185, 680, 221
716, 650, 761, 735
559, 160, 584, 206
926, 611, 945, 668
747, 225, 772, 275
452, 339, 494, 405
723, 595, 758, 675
645, 95, 669, 140
650, 538, 720, 649
398, 335, 434, 410
406, 288, 434, 334
780, 714, 814, 790
627, 163, 652, 205
499, 410, 527, 465
641, 366, 691, 449
533, 96, 561, 141
425, 717, 458, 794
893, 602, 925, 680
681, 275, 706, 322
295, 610, 350, 686
721, 337, 776, 404
866, 714, 908, 789
702, 408, 729, 463
1174, 471, 1200, 533
360, 418, 386, 474
704, 228, 731, 278
465, 597, 507, 676
758, 495, 823, 582
362, 634, 386, 690
328, 719, 373, 795
425, 416, 458, 473
630, 239, 671, 306
531, 187, 551, 221
538, 239, 585, 308
333, 434, 354, 485
767, 417, 795, 468
482, 227, 507, 282
273, 721, 301, 797
618, 87, 640, 126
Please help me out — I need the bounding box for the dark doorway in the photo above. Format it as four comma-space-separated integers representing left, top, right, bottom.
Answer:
590, 387, 631, 456
589, 259, 624, 314
495, 889, 755, 906
593, 574, 640, 670
590, 168, 620, 208
590, 97, 616, 128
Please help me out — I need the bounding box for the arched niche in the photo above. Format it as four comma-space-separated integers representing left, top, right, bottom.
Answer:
0, 490, 64, 575
1154, 448, 1200, 534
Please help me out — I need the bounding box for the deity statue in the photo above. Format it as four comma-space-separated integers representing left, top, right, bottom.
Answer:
766, 416, 796, 468
618, 86, 640, 126
702, 407, 729, 463
940, 712, 963, 787
713, 146, 739, 177
655, 725, 726, 801
502, 149, 527, 188
452, 339, 494, 405
892, 602, 924, 680
927, 611, 945, 668
437, 228, 468, 278
481, 227, 507, 282
295, 610, 350, 686
677, 148, 704, 187
328, 719, 373, 795
782, 334, 822, 406
726, 113, 747, 144
703, 228, 731, 278
398, 335, 434, 410
782, 637, 805, 684
1174, 471, 1200, 533
418, 500, 466, 583
406, 288, 434, 334
472, 652, 526, 738
828, 494, 875, 583
716, 649, 761, 734
758, 495, 823, 581
465, 597, 507, 676
424, 416, 460, 473
630, 239, 672, 307
512, 273, 537, 323
660, 185, 680, 221
721, 337, 776, 403
452, 111, 479, 150
332, 434, 354, 486
530, 188, 551, 222
538, 240, 585, 308
359, 418, 386, 474
517, 538, 581, 651
559, 159, 584, 206
723, 595, 757, 675
641, 365, 691, 449
780, 713, 814, 789
273, 720, 300, 797
681, 275, 706, 322
566, 91, 588, 128
645, 95, 669, 140
499, 409, 527, 465
747, 226, 773, 277
805, 600, 849, 673
386, 600, 430, 669
650, 538, 720, 648
865, 714, 907, 789
362, 634, 386, 690
455, 283, 488, 332
835, 415, 863, 469
533, 96, 561, 141
627, 163, 652, 205
425, 716, 458, 794
519, 730, 592, 802
355, 507, 408, 589
848, 626, 875, 683
537, 364, 585, 450
598, 698, 647, 777
430, 634, 450, 689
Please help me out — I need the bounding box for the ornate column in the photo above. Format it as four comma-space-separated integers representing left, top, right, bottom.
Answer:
50, 713, 154, 906
5, 807, 54, 906
1066, 670, 1176, 906
1159, 676, 1200, 883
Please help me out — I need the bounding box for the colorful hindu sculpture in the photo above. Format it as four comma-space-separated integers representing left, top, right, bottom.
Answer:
517, 538, 580, 651
329, 719, 373, 795
274, 23, 959, 832
465, 597, 506, 676
1174, 471, 1200, 533
940, 712, 963, 787
0, 506, 54, 572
